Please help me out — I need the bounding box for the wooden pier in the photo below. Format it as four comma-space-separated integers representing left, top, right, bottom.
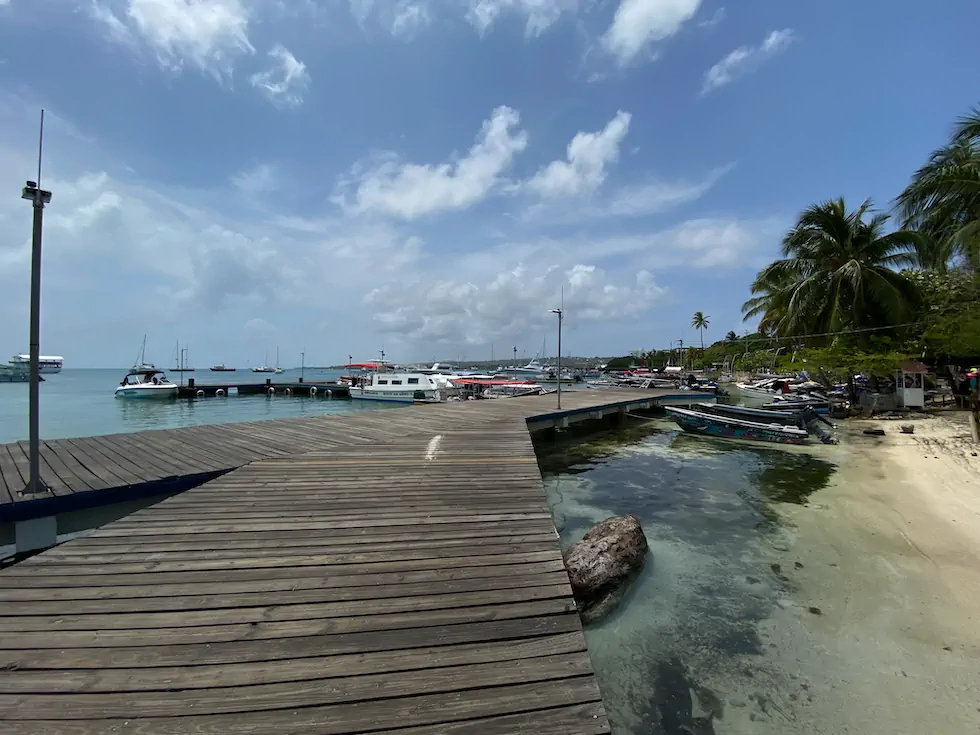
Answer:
0, 388, 712, 733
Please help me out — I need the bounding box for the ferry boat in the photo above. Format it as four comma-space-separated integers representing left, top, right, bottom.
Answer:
210, 364, 236, 372
115, 368, 178, 399
349, 371, 457, 403
10, 354, 63, 374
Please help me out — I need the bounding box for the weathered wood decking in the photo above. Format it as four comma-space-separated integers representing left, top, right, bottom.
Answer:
0, 389, 708, 732
0, 388, 708, 522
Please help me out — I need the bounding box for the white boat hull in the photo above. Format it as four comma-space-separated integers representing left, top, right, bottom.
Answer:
349, 388, 442, 403
115, 385, 178, 399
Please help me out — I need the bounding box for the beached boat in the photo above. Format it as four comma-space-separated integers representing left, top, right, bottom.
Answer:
115, 368, 178, 399
665, 407, 808, 445
349, 372, 458, 403
695, 402, 807, 427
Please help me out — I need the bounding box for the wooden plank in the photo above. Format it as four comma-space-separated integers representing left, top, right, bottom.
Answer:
0, 571, 570, 615
0, 598, 577, 648
0, 652, 594, 720
1, 677, 606, 734
17, 441, 73, 496
97, 432, 200, 478
84, 436, 164, 483
37, 532, 559, 563
0, 613, 582, 669
43, 441, 103, 492
59, 439, 136, 488
0, 632, 586, 692
0, 560, 567, 602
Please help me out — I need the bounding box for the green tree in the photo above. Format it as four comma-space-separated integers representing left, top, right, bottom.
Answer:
742, 198, 922, 339
725, 330, 738, 343
897, 107, 980, 271
691, 311, 710, 350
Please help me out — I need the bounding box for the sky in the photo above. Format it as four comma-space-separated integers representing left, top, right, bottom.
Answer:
0, 0, 977, 368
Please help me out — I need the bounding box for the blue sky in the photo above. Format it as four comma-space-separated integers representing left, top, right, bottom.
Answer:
0, 0, 976, 368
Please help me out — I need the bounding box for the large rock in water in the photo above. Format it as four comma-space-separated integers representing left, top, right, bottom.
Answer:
563, 515, 649, 622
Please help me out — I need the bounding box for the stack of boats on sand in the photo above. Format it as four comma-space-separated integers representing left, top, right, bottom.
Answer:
666, 402, 838, 445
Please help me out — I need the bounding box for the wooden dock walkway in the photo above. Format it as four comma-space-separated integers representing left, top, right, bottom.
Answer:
0, 388, 712, 733
0, 388, 709, 523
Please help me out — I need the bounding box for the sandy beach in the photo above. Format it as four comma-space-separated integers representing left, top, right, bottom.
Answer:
718, 412, 980, 733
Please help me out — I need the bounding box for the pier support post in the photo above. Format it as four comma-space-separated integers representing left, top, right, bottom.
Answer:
266, 378, 272, 387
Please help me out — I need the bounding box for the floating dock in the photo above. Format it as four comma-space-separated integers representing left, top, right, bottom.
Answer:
0, 388, 713, 733
175, 378, 350, 398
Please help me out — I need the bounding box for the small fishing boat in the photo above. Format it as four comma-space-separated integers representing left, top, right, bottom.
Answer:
115, 368, 178, 399
695, 402, 807, 427
665, 407, 808, 445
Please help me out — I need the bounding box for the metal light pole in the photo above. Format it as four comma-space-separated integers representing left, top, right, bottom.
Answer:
550, 307, 563, 410
21, 111, 52, 496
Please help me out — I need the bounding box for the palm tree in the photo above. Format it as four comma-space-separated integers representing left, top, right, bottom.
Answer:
725, 330, 738, 343
691, 311, 710, 350
742, 198, 922, 339
897, 107, 980, 270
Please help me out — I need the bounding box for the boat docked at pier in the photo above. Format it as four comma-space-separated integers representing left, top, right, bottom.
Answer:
665, 406, 809, 445
349, 371, 457, 403
9, 354, 63, 374
115, 368, 178, 399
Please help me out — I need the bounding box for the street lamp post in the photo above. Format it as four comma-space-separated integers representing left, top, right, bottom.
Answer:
550, 307, 563, 410
21, 165, 53, 494
301, 351, 305, 382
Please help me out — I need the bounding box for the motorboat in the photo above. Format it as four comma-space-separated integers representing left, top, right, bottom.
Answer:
210, 364, 236, 372
9, 354, 63, 374
665, 406, 809, 445
115, 368, 178, 399
349, 372, 458, 403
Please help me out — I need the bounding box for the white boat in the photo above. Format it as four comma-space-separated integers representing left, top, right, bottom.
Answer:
115, 368, 178, 399
252, 349, 275, 373
349, 372, 458, 403
10, 354, 63, 374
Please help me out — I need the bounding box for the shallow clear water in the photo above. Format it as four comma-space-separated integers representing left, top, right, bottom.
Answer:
0, 368, 401, 442
536, 417, 836, 734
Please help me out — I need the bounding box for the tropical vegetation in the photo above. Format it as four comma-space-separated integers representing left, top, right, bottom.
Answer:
737, 104, 980, 370
691, 312, 710, 350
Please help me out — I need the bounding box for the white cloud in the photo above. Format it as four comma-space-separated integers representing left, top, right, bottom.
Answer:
524, 110, 631, 198
89, 0, 254, 78
249, 45, 310, 107
349, 0, 432, 38
231, 163, 279, 195
338, 105, 528, 219
697, 6, 724, 29
701, 28, 795, 95
601, 0, 702, 66
364, 263, 666, 345
525, 163, 734, 222
465, 0, 579, 37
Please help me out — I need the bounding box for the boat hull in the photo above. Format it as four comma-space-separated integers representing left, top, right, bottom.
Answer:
349, 389, 442, 404
115, 386, 178, 399
666, 408, 807, 445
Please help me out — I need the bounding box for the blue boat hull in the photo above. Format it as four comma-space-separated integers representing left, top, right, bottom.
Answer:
667, 409, 807, 445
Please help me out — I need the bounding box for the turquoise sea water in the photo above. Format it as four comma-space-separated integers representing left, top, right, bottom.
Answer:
536, 418, 837, 734
0, 368, 400, 443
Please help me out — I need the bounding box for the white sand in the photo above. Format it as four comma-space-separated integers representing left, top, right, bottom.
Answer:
717, 413, 980, 734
